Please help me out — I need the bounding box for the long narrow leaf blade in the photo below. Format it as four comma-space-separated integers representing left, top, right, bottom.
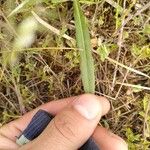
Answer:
73, 0, 95, 93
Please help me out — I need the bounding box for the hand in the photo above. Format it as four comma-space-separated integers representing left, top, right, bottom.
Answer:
0, 94, 128, 150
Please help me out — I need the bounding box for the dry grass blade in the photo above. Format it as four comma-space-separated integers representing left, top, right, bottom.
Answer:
0, 10, 18, 37
8, 0, 30, 17
107, 57, 150, 79
123, 1, 150, 26
73, 0, 95, 93
32, 11, 75, 42
116, 82, 150, 91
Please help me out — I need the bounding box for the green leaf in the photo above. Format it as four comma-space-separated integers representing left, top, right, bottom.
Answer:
51, 0, 69, 3
143, 95, 149, 111
143, 24, 150, 35
132, 85, 143, 93
73, 0, 95, 93
131, 44, 150, 59
97, 44, 110, 62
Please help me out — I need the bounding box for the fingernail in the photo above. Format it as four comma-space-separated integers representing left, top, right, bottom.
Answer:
73, 95, 101, 120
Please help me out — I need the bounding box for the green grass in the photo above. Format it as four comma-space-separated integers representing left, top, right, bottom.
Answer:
74, 0, 95, 93
0, 0, 150, 149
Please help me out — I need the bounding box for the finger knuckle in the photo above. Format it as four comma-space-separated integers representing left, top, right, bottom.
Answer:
54, 111, 78, 142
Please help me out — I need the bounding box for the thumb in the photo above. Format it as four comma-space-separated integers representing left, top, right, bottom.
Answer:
22, 94, 109, 150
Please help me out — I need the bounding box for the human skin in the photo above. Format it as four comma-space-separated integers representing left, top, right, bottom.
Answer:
0, 94, 128, 150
